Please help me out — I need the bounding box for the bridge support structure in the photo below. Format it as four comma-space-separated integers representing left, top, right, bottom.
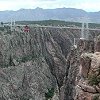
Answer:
11, 19, 16, 31
74, 22, 89, 48
80, 22, 89, 40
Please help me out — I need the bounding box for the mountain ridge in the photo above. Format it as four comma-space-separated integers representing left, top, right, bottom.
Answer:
0, 7, 100, 23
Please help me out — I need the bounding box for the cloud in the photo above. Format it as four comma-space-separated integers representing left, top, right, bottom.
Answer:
0, 0, 62, 11
0, 0, 100, 11
67, 0, 100, 12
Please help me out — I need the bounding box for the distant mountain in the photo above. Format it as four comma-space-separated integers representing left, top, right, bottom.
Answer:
0, 7, 100, 23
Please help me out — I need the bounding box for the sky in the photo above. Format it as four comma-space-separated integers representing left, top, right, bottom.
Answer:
0, 0, 100, 12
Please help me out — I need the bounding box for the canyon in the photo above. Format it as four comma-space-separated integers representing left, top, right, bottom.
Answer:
0, 26, 100, 100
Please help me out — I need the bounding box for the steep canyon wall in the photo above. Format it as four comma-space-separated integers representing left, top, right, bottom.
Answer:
0, 27, 100, 100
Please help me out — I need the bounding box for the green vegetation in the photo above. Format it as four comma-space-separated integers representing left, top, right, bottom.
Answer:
45, 88, 55, 100
16, 52, 42, 63
88, 67, 100, 86
92, 94, 100, 100
16, 20, 82, 27
4, 26, 11, 34
1, 22, 3, 26
6, 30, 11, 34
9, 55, 15, 66
19, 93, 32, 100
0, 52, 43, 68
89, 23, 100, 28
14, 55, 31, 63
0, 27, 4, 31
15, 20, 100, 28
88, 73, 100, 86
0, 25, 11, 35
21, 55, 33, 63
88, 74, 100, 86
0, 56, 14, 68
0, 64, 10, 68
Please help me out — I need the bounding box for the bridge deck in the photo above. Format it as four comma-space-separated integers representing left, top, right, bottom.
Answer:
5, 24, 100, 31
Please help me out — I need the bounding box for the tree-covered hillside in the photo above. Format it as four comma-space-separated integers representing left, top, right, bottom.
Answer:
4, 20, 100, 29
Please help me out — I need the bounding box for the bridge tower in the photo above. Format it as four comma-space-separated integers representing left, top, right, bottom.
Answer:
81, 22, 84, 39
86, 22, 89, 40
80, 22, 89, 40
74, 22, 89, 48
73, 38, 77, 48
11, 19, 16, 31
11, 19, 13, 31
13, 20, 16, 31
13, 20, 16, 26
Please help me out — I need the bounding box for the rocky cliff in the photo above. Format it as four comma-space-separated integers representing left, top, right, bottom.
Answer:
0, 26, 100, 100
74, 35, 100, 100
0, 27, 79, 100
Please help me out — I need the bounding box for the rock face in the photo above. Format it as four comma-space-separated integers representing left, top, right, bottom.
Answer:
74, 35, 100, 100
59, 38, 95, 100
63, 48, 79, 100
0, 60, 56, 100
0, 27, 81, 100
0, 26, 100, 100
95, 35, 100, 52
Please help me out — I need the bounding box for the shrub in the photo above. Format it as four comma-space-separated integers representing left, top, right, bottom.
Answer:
19, 93, 32, 100
21, 55, 32, 63
88, 74, 100, 86
45, 88, 54, 100
0, 27, 4, 31
92, 95, 100, 100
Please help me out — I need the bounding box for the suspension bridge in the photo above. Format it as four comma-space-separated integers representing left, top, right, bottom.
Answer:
8, 24, 100, 31
2, 20, 100, 48
3, 20, 100, 31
